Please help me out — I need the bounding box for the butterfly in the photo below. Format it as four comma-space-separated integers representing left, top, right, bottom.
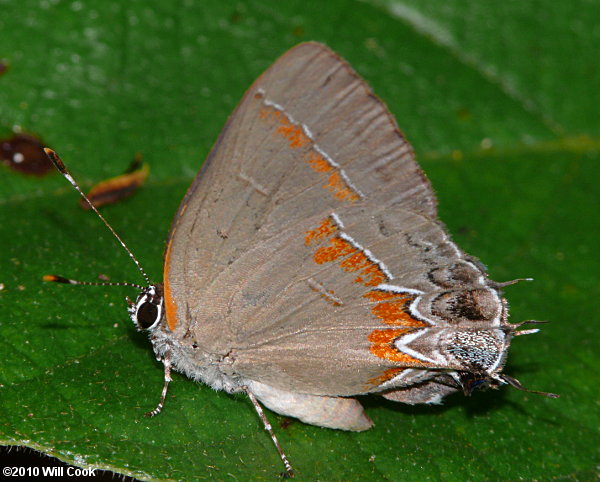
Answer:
46, 42, 556, 477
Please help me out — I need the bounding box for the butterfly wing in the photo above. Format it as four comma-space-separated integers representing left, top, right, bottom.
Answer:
163, 42, 502, 397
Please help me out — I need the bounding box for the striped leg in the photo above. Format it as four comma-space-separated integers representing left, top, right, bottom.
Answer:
244, 386, 294, 478
145, 350, 172, 418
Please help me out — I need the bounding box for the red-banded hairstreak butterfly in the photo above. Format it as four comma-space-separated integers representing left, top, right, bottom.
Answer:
44, 42, 557, 477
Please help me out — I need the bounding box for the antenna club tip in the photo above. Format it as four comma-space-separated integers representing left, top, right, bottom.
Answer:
43, 274, 71, 284
43, 147, 68, 173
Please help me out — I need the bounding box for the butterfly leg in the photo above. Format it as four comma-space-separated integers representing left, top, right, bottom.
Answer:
247, 380, 372, 431
244, 386, 294, 478
145, 350, 172, 417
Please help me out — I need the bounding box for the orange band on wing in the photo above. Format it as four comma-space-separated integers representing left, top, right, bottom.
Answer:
323, 172, 360, 202
306, 152, 333, 173
277, 122, 311, 149
163, 231, 178, 331
313, 236, 389, 288
307, 220, 391, 290
313, 236, 357, 264
364, 290, 428, 327
368, 329, 426, 365
257, 98, 361, 203
304, 217, 339, 246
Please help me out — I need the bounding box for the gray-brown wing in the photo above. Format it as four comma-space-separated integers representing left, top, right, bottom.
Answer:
165, 42, 438, 339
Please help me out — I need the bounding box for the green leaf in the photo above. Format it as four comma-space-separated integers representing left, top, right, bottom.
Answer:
1, 0, 598, 480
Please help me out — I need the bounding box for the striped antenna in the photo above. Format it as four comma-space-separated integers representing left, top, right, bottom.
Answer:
42, 274, 145, 290
44, 148, 150, 286
511, 319, 548, 336
498, 374, 559, 399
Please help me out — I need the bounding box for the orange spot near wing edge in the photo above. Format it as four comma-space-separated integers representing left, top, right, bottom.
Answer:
304, 217, 338, 246
324, 172, 360, 202
367, 367, 406, 388
363, 290, 428, 327
368, 329, 426, 365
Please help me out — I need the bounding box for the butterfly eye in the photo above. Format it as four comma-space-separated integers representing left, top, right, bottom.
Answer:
136, 301, 160, 330
128, 286, 163, 331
